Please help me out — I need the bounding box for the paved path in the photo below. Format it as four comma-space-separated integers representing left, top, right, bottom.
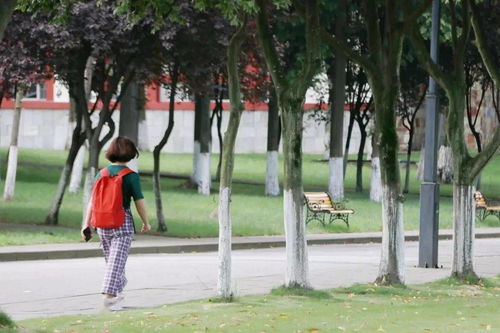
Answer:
2, 228, 500, 261
2, 237, 500, 321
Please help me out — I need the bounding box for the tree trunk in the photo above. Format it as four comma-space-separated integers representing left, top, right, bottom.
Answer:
417, 146, 425, 181
138, 104, 149, 151
45, 132, 84, 224
69, 55, 96, 193
255, 0, 320, 290
82, 138, 100, 216
282, 100, 309, 288
451, 184, 477, 279
197, 93, 211, 195
343, 110, 355, 176
376, 182, 405, 284
217, 21, 246, 299
437, 144, 453, 183
355, 127, 367, 192
191, 98, 202, 186
211, 89, 224, 182
370, 157, 382, 202
370, 126, 382, 202
214, 106, 223, 181
447, 85, 479, 280
81, 112, 113, 219
68, 145, 86, 194
328, 0, 347, 200
3, 88, 23, 201
153, 64, 179, 233
119, 81, 141, 144
403, 128, 414, 194
152, 144, 166, 231
46, 67, 88, 224
372, 86, 405, 285
120, 81, 142, 173
266, 87, 280, 196
0, 0, 16, 41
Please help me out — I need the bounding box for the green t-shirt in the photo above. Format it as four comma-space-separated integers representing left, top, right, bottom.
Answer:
95, 165, 144, 209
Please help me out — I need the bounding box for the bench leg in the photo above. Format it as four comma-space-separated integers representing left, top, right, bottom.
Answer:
476, 209, 487, 222
328, 213, 349, 228
305, 210, 326, 226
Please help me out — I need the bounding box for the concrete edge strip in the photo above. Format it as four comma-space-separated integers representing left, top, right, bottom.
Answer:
1, 232, 499, 262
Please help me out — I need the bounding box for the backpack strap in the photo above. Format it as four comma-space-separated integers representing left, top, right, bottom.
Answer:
100, 168, 110, 177
117, 167, 134, 178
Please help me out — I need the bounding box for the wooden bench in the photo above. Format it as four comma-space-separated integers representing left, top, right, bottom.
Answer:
304, 192, 354, 227
474, 191, 500, 221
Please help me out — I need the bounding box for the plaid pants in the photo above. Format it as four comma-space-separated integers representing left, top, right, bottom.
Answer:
97, 209, 134, 296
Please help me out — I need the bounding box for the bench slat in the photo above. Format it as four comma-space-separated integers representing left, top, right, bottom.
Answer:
307, 200, 332, 206
325, 209, 354, 214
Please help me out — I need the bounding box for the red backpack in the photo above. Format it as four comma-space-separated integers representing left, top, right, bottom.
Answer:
91, 167, 133, 229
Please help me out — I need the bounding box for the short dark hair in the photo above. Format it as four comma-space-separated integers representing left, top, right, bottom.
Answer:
105, 136, 139, 163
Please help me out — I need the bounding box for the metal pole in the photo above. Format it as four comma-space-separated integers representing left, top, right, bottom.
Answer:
419, 0, 441, 268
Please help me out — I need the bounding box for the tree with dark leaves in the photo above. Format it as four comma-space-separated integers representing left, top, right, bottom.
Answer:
0, 11, 53, 201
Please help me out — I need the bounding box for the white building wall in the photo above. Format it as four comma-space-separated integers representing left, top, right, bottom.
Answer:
0, 108, 371, 155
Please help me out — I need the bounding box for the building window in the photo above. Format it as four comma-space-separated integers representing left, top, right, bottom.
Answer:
24, 83, 47, 100
159, 83, 192, 102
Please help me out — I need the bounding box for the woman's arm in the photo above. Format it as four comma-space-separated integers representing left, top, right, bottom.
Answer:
134, 199, 151, 232
81, 201, 93, 240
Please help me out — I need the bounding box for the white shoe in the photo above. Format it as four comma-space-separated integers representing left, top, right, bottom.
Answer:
103, 296, 123, 311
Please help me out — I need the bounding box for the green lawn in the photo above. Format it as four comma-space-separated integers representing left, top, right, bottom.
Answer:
1, 148, 499, 246
16, 276, 500, 333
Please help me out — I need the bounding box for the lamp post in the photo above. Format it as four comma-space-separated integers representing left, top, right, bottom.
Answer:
419, 0, 441, 268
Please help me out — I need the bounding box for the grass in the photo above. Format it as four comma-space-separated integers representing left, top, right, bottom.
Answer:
0, 311, 16, 333
16, 275, 500, 332
1, 148, 499, 246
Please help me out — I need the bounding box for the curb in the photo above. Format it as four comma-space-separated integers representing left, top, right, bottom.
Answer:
1, 231, 500, 262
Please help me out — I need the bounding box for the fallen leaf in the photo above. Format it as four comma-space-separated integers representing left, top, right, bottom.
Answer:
308, 328, 320, 333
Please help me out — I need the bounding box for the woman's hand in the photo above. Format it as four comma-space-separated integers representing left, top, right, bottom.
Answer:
141, 222, 151, 232
81, 226, 93, 241
134, 199, 151, 233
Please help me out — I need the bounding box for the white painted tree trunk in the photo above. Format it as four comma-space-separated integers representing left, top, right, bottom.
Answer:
81, 166, 97, 219
3, 146, 18, 201
191, 141, 201, 185
328, 157, 344, 200
3, 89, 23, 201
198, 152, 211, 195
284, 189, 309, 288
417, 147, 425, 181
437, 145, 453, 184
265, 151, 280, 196
323, 121, 330, 160
217, 186, 232, 298
377, 184, 405, 284
68, 145, 86, 194
370, 157, 382, 203
451, 185, 476, 278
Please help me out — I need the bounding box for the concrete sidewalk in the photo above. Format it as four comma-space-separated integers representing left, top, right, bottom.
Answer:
3, 238, 500, 320
2, 227, 500, 262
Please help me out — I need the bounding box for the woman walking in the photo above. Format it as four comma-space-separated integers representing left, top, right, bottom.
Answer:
81, 136, 150, 311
